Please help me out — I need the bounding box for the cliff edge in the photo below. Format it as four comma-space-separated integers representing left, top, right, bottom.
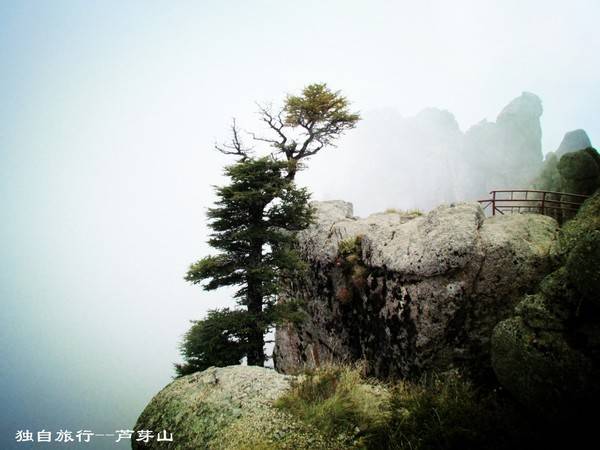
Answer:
274, 201, 558, 378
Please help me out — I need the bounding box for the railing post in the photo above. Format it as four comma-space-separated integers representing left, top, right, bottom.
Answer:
541, 191, 546, 215
492, 191, 496, 216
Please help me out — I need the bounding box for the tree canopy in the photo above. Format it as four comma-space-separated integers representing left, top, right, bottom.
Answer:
218, 83, 360, 179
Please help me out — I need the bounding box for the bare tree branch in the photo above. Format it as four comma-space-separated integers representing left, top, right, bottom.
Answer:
215, 118, 252, 161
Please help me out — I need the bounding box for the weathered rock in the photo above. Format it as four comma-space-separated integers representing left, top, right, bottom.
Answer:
491, 192, 600, 420
555, 129, 592, 158
274, 200, 557, 378
132, 366, 334, 449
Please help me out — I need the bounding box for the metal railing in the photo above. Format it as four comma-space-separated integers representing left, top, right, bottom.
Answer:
478, 189, 590, 216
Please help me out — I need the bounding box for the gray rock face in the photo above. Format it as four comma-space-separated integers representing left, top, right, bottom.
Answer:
274, 200, 558, 378
555, 129, 592, 157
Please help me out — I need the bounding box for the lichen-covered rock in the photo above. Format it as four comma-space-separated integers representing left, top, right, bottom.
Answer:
132, 366, 334, 449
515, 294, 565, 331
274, 201, 557, 378
491, 192, 600, 420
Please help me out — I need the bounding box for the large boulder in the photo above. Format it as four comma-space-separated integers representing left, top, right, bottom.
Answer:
491, 192, 600, 420
274, 200, 557, 378
132, 366, 334, 449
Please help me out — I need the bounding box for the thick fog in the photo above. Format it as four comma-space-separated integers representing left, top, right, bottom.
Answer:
1, 1, 599, 448
301, 92, 552, 215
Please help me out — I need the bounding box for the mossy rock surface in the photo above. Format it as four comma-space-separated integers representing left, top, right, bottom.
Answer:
557, 148, 600, 195
557, 148, 599, 181
557, 190, 600, 256
565, 230, 600, 305
132, 366, 335, 449
515, 294, 565, 330
491, 317, 594, 420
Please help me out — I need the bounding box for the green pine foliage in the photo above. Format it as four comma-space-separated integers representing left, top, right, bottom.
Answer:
178, 83, 359, 375
258, 83, 360, 180
174, 308, 251, 377
180, 157, 313, 372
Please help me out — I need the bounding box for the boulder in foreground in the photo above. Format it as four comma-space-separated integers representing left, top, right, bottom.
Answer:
132, 365, 334, 449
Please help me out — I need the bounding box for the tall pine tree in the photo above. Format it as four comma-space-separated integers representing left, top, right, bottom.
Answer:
177, 157, 312, 375
176, 83, 359, 376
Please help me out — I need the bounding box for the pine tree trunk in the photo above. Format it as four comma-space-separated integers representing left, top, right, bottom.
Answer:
246, 273, 265, 366
246, 212, 265, 367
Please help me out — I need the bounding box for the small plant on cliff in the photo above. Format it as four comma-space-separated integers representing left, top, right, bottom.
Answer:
275, 363, 390, 447
384, 208, 423, 216
334, 236, 369, 300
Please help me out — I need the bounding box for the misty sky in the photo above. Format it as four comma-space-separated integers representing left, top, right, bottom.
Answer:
1, 1, 599, 448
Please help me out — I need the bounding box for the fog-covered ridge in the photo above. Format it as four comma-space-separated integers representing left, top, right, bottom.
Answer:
305, 92, 592, 214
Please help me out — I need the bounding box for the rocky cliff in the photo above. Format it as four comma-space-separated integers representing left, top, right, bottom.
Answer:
274, 200, 558, 378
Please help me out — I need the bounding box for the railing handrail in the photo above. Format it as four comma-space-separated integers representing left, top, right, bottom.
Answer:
484, 189, 590, 199
477, 189, 590, 218
476, 198, 585, 207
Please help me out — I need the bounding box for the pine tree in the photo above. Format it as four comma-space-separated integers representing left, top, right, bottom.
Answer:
177, 83, 359, 376
178, 157, 313, 374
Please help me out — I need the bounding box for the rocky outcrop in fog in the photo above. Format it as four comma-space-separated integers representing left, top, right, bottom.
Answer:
460, 92, 543, 198
311, 92, 558, 214
273, 200, 557, 378
555, 129, 591, 158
